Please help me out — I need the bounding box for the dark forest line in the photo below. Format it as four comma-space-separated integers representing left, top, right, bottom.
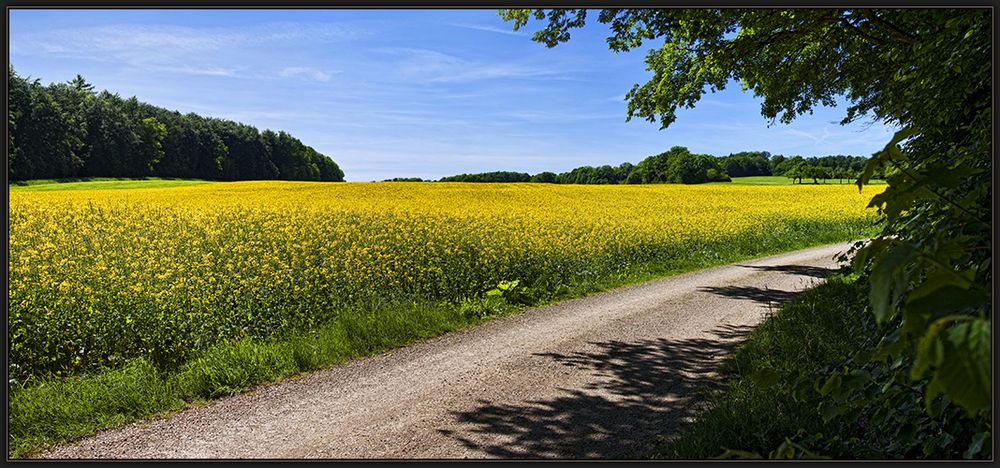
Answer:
8, 67, 344, 182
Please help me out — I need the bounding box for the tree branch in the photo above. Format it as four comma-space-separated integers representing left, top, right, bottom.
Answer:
859, 10, 919, 44
818, 15, 888, 45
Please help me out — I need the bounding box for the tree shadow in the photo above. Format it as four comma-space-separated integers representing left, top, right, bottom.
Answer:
696, 285, 800, 307
735, 264, 838, 278
439, 325, 754, 459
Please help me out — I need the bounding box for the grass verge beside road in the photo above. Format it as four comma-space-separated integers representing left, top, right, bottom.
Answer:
654, 275, 871, 459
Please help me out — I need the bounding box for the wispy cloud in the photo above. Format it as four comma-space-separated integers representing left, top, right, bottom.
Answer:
381, 47, 571, 83
444, 22, 525, 36
11, 22, 366, 78
784, 127, 831, 144
278, 66, 335, 82
15, 22, 365, 54
501, 110, 615, 123
149, 100, 328, 125
157, 65, 238, 77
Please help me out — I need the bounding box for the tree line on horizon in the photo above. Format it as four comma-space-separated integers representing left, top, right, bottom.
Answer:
434, 147, 880, 184
8, 67, 344, 182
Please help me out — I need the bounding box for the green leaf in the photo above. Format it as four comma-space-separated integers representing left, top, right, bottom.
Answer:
820, 401, 843, 423
818, 373, 841, 396
933, 319, 991, 415
914, 316, 991, 416
963, 432, 988, 459
841, 370, 871, 392
712, 448, 763, 459
873, 328, 904, 362
906, 270, 974, 303
768, 438, 830, 459
869, 242, 916, 323
913, 315, 959, 380
906, 285, 989, 316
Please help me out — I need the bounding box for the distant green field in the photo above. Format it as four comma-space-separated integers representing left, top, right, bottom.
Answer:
714, 175, 886, 186
9, 178, 214, 192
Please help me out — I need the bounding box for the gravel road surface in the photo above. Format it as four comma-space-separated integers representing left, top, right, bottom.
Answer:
39, 242, 854, 459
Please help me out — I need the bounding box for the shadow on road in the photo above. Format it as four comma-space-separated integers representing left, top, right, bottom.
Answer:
735, 263, 838, 278
697, 285, 800, 307
439, 324, 754, 459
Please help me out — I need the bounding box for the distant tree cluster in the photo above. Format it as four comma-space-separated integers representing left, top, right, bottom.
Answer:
626, 146, 731, 184
8, 67, 344, 182
439, 171, 532, 183
547, 162, 635, 184
772, 155, 876, 184
382, 177, 426, 182
718, 151, 773, 177
437, 148, 878, 185
439, 146, 730, 185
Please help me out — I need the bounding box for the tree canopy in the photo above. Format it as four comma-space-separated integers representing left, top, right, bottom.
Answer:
502, 7, 991, 457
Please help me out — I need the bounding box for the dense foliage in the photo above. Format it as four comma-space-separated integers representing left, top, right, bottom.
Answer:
7, 67, 344, 182
501, 7, 991, 458
9, 182, 878, 381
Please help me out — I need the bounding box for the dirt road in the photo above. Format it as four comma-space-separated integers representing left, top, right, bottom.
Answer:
40, 242, 853, 459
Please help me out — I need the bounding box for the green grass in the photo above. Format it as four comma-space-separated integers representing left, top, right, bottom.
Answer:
9, 177, 214, 192
8, 218, 879, 459
653, 275, 872, 459
712, 175, 887, 186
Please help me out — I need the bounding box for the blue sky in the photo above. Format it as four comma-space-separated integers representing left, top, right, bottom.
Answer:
10, 9, 897, 181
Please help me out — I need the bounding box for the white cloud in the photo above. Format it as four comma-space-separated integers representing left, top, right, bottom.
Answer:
158, 65, 237, 77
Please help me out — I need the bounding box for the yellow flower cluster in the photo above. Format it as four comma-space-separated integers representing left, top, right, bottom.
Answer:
8, 181, 881, 378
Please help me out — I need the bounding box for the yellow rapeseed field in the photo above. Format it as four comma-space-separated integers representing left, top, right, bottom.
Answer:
8, 181, 882, 380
